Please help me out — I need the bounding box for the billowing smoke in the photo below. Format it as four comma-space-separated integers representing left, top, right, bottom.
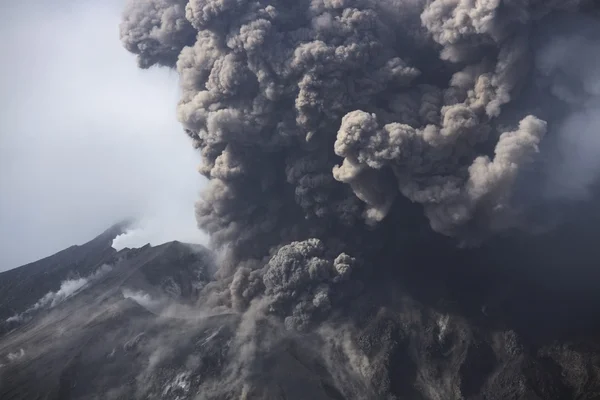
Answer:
120, 0, 196, 68
120, 0, 600, 398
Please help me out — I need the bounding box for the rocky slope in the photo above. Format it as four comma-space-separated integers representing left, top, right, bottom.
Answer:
1, 225, 600, 399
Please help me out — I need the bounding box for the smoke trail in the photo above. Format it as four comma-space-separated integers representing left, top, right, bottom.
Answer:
120, 0, 600, 397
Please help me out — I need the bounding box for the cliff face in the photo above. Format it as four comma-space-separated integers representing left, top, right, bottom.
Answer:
1, 225, 600, 400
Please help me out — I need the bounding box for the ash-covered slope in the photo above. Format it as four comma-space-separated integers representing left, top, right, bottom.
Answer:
0, 227, 360, 400
0, 223, 125, 324
2, 224, 600, 399
0, 226, 218, 399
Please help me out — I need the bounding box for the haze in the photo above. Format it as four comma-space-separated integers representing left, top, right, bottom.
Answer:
0, 0, 206, 271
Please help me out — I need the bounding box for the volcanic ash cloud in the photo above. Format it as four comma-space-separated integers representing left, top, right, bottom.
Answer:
120, 0, 600, 397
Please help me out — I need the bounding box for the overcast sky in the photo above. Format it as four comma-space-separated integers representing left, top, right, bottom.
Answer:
0, 0, 207, 271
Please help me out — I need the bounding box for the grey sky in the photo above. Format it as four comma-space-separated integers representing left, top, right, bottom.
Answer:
0, 0, 207, 271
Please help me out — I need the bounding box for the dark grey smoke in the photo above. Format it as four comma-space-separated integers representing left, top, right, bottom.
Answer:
120, 0, 600, 397
120, 0, 196, 68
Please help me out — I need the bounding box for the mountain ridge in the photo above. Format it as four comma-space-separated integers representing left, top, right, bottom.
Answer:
2, 225, 600, 399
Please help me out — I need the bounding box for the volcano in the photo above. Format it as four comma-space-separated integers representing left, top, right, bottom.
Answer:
1, 224, 600, 399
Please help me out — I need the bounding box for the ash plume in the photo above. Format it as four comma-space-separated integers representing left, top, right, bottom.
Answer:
120, 0, 600, 398
120, 0, 196, 68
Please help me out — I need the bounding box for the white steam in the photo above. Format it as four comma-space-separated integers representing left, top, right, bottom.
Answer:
122, 288, 165, 311
6, 264, 113, 323
112, 215, 209, 251
6, 348, 25, 362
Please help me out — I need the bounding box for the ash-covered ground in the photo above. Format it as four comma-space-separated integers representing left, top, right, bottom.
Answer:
1, 219, 600, 399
